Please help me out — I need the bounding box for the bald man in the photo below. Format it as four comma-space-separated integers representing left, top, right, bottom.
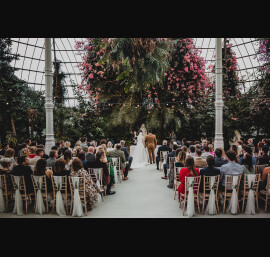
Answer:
156, 140, 171, 170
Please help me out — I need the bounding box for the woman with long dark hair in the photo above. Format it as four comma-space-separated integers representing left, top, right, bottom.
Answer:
178, 156, 200, 201
240, 153, 255, 190
64, 150, 72, 170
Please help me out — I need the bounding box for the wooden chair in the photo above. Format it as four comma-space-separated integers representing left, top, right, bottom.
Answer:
29, 165, 35, 172
69, 176, 87, 216
159, 151, 169, 170
259, 173, 270, 212
11, 175, 34, 214
173, 166, 183, 200
31, 175, 50, 213
255, 164, 269, 175
219, 175, 242, 214
241, 173, 260, 213
51, 175, 70, 214
111, 157, 123, 183
0, 174, 14, 212
179, 176, 201, 216
199, 175, 220, 214
88, 168, 105, 199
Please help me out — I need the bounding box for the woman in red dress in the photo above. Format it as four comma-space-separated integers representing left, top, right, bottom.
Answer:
178, 156, 200, 201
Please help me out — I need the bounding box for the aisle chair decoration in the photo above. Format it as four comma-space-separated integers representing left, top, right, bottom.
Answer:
0, 175, 5, 212
111, 158, 120, 183
205, 176, 219, 215
186, 177, 195, 218
71, 177, 84, 217
227, 176, 240, 214
32, 175, 46, 215
53, 176, 66, 216
245, 174, 256, 215
94, 168, 102, 202
12, 176, 24, 215
160, 151, 168, 169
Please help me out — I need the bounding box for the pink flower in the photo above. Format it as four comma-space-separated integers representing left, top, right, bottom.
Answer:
184, 67, 189, 73
89, 73, 94, 79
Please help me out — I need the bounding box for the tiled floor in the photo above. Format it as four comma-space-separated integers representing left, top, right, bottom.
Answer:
1, 164, 269, 218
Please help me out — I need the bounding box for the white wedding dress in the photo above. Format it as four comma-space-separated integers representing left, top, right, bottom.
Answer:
131, 132, 149, 169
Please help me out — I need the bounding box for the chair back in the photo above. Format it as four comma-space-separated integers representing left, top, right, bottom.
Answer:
69, 176, 86, 198
11, 175, 26, 194
256, 164, 269, 174
224, 175, 241, 191
184, 176, 201, 195
243, 173, 260, 193
174, 166, 183, 181
69, 176, 85, 217
111, 157, 120, 170
0, 174, 8, 195
203, 175, 220, 194
266, 174, 270, 194
31, 175, 47, 194
88, 168, 103, 186
29, 165, 35, 172
51, 175, 68, 195
160, 151, 169, 162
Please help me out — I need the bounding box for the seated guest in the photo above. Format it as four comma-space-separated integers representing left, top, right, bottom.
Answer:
65, 141, 72, 151
82, 146, 89, 154
208, 144, 215, 156
247, 138, 254, 148
107, 141, 114, 152
20, 148, 30, 157
100, 139, 107, 145
187, 145, 196, 158
257, 145, 270, 165
12, 156, 34, 194
46, 150, 58, 171
64, 150, 72, 170
195, 144, 201, 151
53, 158, 71, 193
28, 146, 37, 159
120, 140, 133, 171
60, 146, 69, 157
0, 158, 13, 192
230, 145, 239, 163
178, 156, 200, 201
201, 146, 212, 160
88, 149, 115, 195
30, 141, 37, 147
25, 139, 31, 148
102, 144, 115, 184
4, 148, 17, 171
262, 138, 270, 152
28, 148, 44, 166
70, 158, 102, 208
219, 150, 243, 192
86, 146, 96, 163
199, 155, 220, 192
240, 153, 255, 190
237, 140, 243, 156
259, 166, 270, 191
0, 143, 9, 156
162, 144, 178, 180
194, 149, 207, 168
37, 145, 49, 159
239, 145, 256, 165
75, 147, 82, 157
156, 140, 171, 170
78, 150, 88, 170
167, 148, 183, 188
107, 143, 130, 180
80, 137, 88, 148
181, 145, 188, 155
214, 148, 228, 167
34, 158, 53, 193
17, 144, 26, 157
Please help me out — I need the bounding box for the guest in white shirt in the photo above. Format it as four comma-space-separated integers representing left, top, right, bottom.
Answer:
28, 148, 44, 166
186, 145, 196, 158
201, 146, 212, 160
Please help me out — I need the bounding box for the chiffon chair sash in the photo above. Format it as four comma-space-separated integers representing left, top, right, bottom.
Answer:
162, 152, 168, 165
0, 176, 5, 213
205, 176, 217, 215
71, 177, 84, 217
111, 158, 119, 183
33, 176, 45, 215
54, 176, 66, 216
186, 177, 195, 218
245, 174, 256, 215
13, 176, 24, 215
94, 168, 102, 202
227, 176, 239, 214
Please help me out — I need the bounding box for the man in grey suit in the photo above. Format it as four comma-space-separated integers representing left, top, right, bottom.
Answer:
107, 144, 130, 180
120, 140, 133, 170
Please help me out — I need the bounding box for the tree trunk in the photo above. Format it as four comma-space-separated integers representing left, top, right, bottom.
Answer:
11, 117, 16, 136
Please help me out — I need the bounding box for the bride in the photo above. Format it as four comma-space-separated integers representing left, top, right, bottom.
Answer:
131, 130, 149, 169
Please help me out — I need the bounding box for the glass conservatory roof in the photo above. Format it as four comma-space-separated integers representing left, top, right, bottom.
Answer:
9, 38, 262, 107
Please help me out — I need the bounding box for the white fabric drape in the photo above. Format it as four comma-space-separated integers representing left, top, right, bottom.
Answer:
205, 176, 217, 215
54, 176, 66, 216
245, 174, 256, 215
162, 152, 168, 165
13, 176, 24, 215
0, 176, 5, 213
71, 177, 84, 217
112, 158, 119, 183
94, 169, 102, 202
33, 176, 45, 215
227, 176, 239, 214
186, 177, 195, 218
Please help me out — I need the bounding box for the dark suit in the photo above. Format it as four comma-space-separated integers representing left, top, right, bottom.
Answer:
199, 166, 220, 192
86, 152, 96, 163
121, 146, 133, 168
163, 150, 176, 177
12, 165, 34, 194
156, 145, 171, 169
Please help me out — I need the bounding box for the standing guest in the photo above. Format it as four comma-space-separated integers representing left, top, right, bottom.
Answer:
53, 158, 71, 193
34, 158, 53, 193
156, 140, 171, 170
12, 156, 34, 194
187, 145, 196, 158
194, 149, 207, 168
86, 146, 96, 163
28, 148, 44, 166
120, 140, 133, 171
70, 158, 102, 208
162, 144, 178, 179
28, 146, 37, 159
80, 138, 88, 148
247, 138, 254, 148
0, 143, 9, 156
219, 150, 243, 192
78, 151, 88, 171
208, 144, 215, 156
107, 144, 130, 180
178, 156, 200, 201
20, 148, 30, 157
214, 148, 228, 167
257, 145, 270, 165
199, 155, 220, 192
46, 150, 58, 171
4, 148, 17, 171
201, 146, 212, 160
240, 153, 255, 190
64, 150, 72, 170
230, 145, 239, 163
0, 158, 13, 192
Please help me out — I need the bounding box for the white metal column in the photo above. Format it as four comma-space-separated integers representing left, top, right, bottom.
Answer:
44, 38, 55, 154
214, 38, 224, 149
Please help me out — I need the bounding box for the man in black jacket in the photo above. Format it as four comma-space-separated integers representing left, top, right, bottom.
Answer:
156, 140, 171, 170
214, 148, 228, 167
162, 144, 178, 179
12, 156, 34, 194
86, 146, 96, 163
120, 140, 133, 170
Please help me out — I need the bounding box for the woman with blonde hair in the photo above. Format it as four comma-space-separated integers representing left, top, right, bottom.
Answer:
107, 141, 114, 152
4, 148, 17, 171
20, 147, 30, 157
65, 141, 72, 151
175, 150, 186, 167
29, 146, 37, 159
208, 144, 215, 156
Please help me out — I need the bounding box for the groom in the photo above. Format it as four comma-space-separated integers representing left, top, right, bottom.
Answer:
145, 130, 157, 164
